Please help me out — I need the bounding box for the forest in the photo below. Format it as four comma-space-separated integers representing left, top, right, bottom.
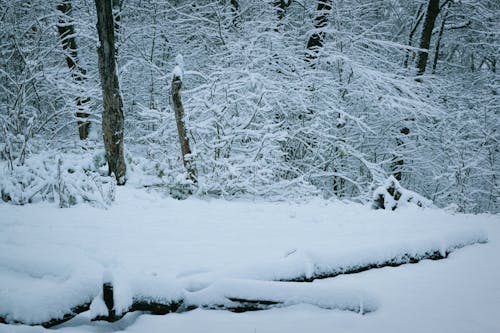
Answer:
0, 0, 498, 212
1, 1, 500, 332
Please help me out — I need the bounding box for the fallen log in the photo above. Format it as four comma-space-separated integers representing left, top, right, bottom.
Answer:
225, 297, 281, 312
0, 302, 91, 329
280, 249, 450, 282
278, 241, 487, 282
129, 299, 183, 315
0, 239, 486, 327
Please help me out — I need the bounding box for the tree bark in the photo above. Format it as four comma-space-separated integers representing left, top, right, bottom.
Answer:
306, 0, 332, 63
416, 0, 440, 75
391, 127, 410, 181
95, 0, 126, 185
172, 70, 197, 185
274, 0, 292, 20
56, 0, 90, 140
230, 0, 239, 12
229, 0, 239, 26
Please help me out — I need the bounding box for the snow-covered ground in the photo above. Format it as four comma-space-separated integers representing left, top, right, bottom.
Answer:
1, 188, 499, 332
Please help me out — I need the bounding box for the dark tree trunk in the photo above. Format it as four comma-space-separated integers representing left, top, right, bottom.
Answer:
56, 0, 90, 140
230, 0, 239, 12
95, 0, 126, 185
391, 127, 410, 181
172, 69, 197, 185
274, 0, 292, 20
416, 0, 440, 75
306, 0, 332, 62
230, 0, 239, 26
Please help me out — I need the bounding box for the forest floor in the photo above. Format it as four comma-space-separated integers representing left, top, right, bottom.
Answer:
1, 187, 499, 333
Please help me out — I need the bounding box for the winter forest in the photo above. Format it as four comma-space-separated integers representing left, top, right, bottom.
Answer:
0, 0, 498, 212
1, 0, 500, 332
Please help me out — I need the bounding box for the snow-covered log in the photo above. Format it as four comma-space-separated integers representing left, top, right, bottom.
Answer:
0, 234, 487, 327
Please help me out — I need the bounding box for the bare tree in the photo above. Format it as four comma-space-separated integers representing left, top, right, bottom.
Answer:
416, 0, 440, 75
230, 0, 240, 26
274, 0, 292, 20
403, 4, 425, 68
306, 0, 332, 62
56, 0, 90, 140
95, 0, 126, 184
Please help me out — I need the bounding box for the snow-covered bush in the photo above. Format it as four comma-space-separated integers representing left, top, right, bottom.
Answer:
0, 150, 115, 208
372, 176, 432, 211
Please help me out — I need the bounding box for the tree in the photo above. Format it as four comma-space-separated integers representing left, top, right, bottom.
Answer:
403, 4, 425, 68
416, 0, 440, 75
56, 0, 91, 140
171, 55, 197, 186
306, 0, 332, 62
274, 0, 292, 20
229, 0, 240, 26
95, 0, 126, 184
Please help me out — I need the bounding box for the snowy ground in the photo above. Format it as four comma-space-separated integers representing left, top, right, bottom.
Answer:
1, 188, 499, 332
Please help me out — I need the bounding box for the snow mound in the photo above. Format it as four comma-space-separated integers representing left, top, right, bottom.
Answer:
0, 244, 102, 325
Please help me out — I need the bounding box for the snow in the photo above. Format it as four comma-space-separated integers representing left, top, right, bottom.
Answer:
183, 278, 379, 314
0, 187, 499, 332
172, 54, 184, 81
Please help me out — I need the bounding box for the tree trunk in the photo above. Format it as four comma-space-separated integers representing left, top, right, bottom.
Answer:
172, 67, 197, 185
56, 0, 90, 140
416, 0, 440, 75
432, 5, 450, 73
274, 0, 292, 20
230, 0, 239, 12
391, 127, 410, 181
95, 0, 126, 185
230, 0, 239, 26
306, 0, 332, 63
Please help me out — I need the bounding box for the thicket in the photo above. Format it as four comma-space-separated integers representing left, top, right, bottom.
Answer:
0, 0, 498, 213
